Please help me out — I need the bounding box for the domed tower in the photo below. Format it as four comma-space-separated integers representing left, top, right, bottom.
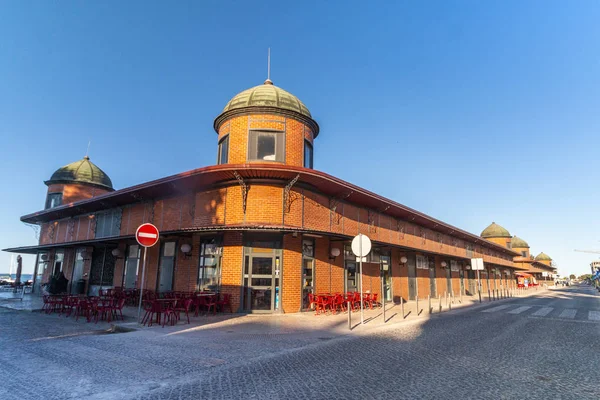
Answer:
511, 236, 530, 258
481, 222, 512, 248
213, 79, 319, 168
534, 252, 552, 267
44, 156, 114, 209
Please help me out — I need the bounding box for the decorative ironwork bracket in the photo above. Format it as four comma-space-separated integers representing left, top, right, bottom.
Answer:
329, 191, 352, 225
23, 222, 40, 241
283, 174, 300, 213
233, 171, 248, 214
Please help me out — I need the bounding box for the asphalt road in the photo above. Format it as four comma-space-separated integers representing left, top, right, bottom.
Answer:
1, 286, 599, 400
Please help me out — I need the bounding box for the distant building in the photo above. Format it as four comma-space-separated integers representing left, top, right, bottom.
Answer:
480, 222, 556, 284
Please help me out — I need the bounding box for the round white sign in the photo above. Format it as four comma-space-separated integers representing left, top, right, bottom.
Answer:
351, 234, 372, 257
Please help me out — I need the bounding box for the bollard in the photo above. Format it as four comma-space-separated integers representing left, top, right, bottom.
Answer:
416, 296, 419, 316
401, 297, 405, 319
428, 295, 432, 314
438, 294, 442, 313
348, 301, 351, 330
488, 289, 491, 302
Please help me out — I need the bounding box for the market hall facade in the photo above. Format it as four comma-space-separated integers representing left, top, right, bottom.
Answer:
5, 78, 532, 313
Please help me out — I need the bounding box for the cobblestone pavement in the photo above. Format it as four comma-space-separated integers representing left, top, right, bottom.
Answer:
1, 286, 599, 399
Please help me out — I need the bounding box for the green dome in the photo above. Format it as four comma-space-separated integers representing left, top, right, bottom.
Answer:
535, 252, 552, 261
481, 222, 511, 238
511, 236, 529, 248
45, 156, 113, 191
214, 80, 319, 136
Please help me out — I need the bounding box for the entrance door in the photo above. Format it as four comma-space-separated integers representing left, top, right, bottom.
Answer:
408, 258, 417, 300
302, 258, 315, 310
381, 255, 392, 302
468, 270, 476, 295
446, 267, 452, 295
124, 245, 140, 289
429, 258, 437, 297
245, 256, 276, 312
158, 242, 176, 293
345, 261, 358, 292
459, 269, 465, 295
70, 249, 85, 294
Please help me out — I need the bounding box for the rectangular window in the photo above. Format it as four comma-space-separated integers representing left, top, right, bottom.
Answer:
218, 135, 229, 164
198, 239, 222, 292
521, 251, 527, 257
45, 193, 63, 209
94, 209, 122, 238
248, 130, 284, 162
304, 140, 313, 169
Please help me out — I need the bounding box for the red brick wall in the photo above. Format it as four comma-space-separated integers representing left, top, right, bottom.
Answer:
217, 114, 312, 167
47, 183, 111, 205
282, 235, 302, 313
220, 232, 243, 312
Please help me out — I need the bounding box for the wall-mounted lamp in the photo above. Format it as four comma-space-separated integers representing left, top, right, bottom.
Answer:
180, 243, 193, 259
81, 251, 91, 261
329, 247, 341, 261
111, 248, 124, 259
40, 254, 49, 262
441, 261, 448, 268
400, 256, 408, 265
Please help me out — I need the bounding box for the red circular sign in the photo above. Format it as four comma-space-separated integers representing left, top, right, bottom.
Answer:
135, 223, 160, 247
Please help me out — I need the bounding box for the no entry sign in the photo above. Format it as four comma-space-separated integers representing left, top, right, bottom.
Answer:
135, 223, 159, 247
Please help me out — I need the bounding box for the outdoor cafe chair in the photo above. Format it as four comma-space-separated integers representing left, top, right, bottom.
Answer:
174, 298, 194, 324
216, 293, 233, 313
111, 298, 126, 321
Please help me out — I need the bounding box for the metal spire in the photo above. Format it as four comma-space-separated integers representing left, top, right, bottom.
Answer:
264, 48, 273, 85
85, 140, 91, 159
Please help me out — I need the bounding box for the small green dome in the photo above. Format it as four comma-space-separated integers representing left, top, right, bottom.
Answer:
214, 80, 319, 136
45, 156, 113, 191
511, 236, 529, 248
481, 222, 511, 238
535, 252, 552, 261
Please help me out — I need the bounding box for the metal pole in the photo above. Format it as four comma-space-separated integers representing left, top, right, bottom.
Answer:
401, 297, 405, 319
477, 269, 482, 303
382, 269, 386, 323
428, 294, 431, 314
438, 294, 442, 313
137, 247, 148, 324
348, 300, 351, 330
359, 235, 364, 325
416, 296, 419, 316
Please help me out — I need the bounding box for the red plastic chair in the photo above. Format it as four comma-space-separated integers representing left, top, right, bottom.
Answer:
174, 299, 194, 324
216, 293, 233, 313
111, 298, 126, 321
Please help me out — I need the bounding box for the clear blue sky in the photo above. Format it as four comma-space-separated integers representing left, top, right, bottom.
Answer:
1, 1, 599, 276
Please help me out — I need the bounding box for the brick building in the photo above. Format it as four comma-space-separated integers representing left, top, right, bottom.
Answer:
5, 78, 524, 313
479, 222, 556, 286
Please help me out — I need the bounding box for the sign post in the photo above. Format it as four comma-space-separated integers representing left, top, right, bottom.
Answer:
135, 223, 160, 324
471, 258, 484, 303
351, 234, 371, 325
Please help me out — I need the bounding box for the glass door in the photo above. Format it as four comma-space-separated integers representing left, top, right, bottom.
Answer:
244, 256, 276, 312
123, 245, 140, 289
158, 242, 176, 293
301, 239, 315, 311
428, 257, 437, 297
381, 255, 392, 302
70, 249, 85, 294
459, 268, 465, 295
